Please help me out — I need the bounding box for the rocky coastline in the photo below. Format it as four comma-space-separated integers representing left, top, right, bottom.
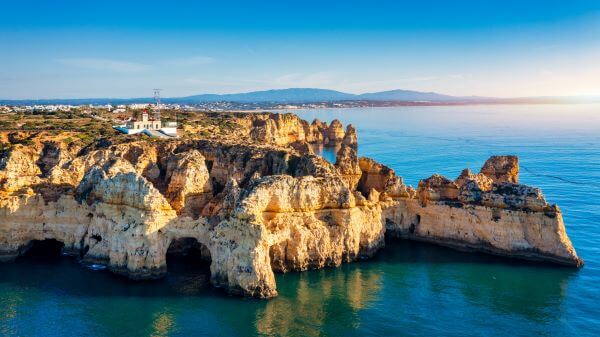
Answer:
0, 112, 582, 297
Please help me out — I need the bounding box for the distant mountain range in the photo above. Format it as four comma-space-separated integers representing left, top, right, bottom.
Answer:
174, 88, 466, 103
1, 88, 597, 105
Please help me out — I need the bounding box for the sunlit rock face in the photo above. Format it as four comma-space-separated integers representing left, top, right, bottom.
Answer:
247, 113, 353, 148
480, 155, 519, 183
217, 175, 384, 297
342, 124, 358, 149
382, 155, 582, 267
163, 150, 212, 215
325, 119, 345, 145
0, 145, 43, 192
0, 113, 583, 298
335, 144, 362, 190
357, 157, 396, 196
417, 174, 459, 205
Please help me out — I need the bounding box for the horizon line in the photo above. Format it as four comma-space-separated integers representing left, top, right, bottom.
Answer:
1, 87, 599, 102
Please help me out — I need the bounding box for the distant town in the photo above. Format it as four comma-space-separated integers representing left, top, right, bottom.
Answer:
0, 103, 188, 115
3, 87, 597, 114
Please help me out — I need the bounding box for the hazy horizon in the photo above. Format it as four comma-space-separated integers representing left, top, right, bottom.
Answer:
1, 1, 599, 99
2, 87, 600, 103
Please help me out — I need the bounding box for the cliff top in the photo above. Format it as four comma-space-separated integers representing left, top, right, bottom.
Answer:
0, 109, 355, 157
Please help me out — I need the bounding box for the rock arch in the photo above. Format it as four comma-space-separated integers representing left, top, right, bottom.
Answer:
166, 237, 211, 263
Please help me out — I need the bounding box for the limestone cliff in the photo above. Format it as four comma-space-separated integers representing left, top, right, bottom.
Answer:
0, 112, 583, 298
247, 113, 353, 147
382, 156, 582, 267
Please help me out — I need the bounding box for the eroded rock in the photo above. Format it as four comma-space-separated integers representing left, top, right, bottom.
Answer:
480, 155, 519, 183
0, 113, 583, 299
342, 124, 358, 148
417, 174, 459, 205
335, 144, 362, 190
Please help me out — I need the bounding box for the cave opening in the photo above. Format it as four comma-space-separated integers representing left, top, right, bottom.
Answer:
211, 178, 225, 196
166, 238, 212, 280
19, 239, 65, 261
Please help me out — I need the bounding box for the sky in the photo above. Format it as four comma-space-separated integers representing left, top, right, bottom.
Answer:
1, 0, 599, 99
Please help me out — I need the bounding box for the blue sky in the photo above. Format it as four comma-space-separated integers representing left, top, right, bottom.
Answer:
1, 0, 599, 99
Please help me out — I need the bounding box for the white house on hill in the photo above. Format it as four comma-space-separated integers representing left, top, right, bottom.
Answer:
113, 111, 177, 137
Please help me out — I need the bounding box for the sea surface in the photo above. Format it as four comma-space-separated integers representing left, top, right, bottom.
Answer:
1, 104, 599, 336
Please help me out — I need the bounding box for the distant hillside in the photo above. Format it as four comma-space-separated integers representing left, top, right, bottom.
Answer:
357, 89, 463, 102
1, 88, 597, 105
173, 88, 474, 103
175, 88, 355, 103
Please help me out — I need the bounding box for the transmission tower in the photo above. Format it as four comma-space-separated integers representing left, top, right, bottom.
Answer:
153, 89, 162, 121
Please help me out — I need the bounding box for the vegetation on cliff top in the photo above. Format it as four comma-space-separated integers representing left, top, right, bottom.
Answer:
0, 109, 250, 153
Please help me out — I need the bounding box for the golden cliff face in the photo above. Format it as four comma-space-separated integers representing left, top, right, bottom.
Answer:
381, 156, 582, 267
247, 113, 357, 149
0, 127, 379, 298
0, 112, 583, 298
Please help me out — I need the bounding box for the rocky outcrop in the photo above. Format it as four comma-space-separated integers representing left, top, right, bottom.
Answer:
480, 155, 519, 183
249, 113, 308, 146
0, 145, 42, 192
342, 124, 358, 148
0, 134, 384, 297
382, 155, 582, 267
357, 157, 396, 197
383, 197, 580, 266
335, 145, 362, 190
417, 174, 459, 205
248, 113, 353, 147
308, 119, 327, 143
164, 150, 212, 214
0, 114, 583, 299
325, 119, 345, 145
219, 175, 383, 296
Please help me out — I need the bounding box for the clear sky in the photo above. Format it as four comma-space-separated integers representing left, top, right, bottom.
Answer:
1, 0, 599, 99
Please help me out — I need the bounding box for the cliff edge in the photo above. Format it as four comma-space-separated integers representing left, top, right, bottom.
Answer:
0, 113, 582, 297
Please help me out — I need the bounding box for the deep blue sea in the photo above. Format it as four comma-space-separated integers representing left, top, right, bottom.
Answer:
1, 104, 599, 336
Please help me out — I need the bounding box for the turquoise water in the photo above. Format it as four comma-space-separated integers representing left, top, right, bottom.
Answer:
2, 105, 599, 336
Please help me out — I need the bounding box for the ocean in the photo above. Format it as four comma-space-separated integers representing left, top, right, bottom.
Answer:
1, 104, 599, 336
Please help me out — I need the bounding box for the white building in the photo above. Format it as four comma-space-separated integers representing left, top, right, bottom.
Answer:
127, 111, 161, 130
128, 103, 151, 110
113, 111, 177, 137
